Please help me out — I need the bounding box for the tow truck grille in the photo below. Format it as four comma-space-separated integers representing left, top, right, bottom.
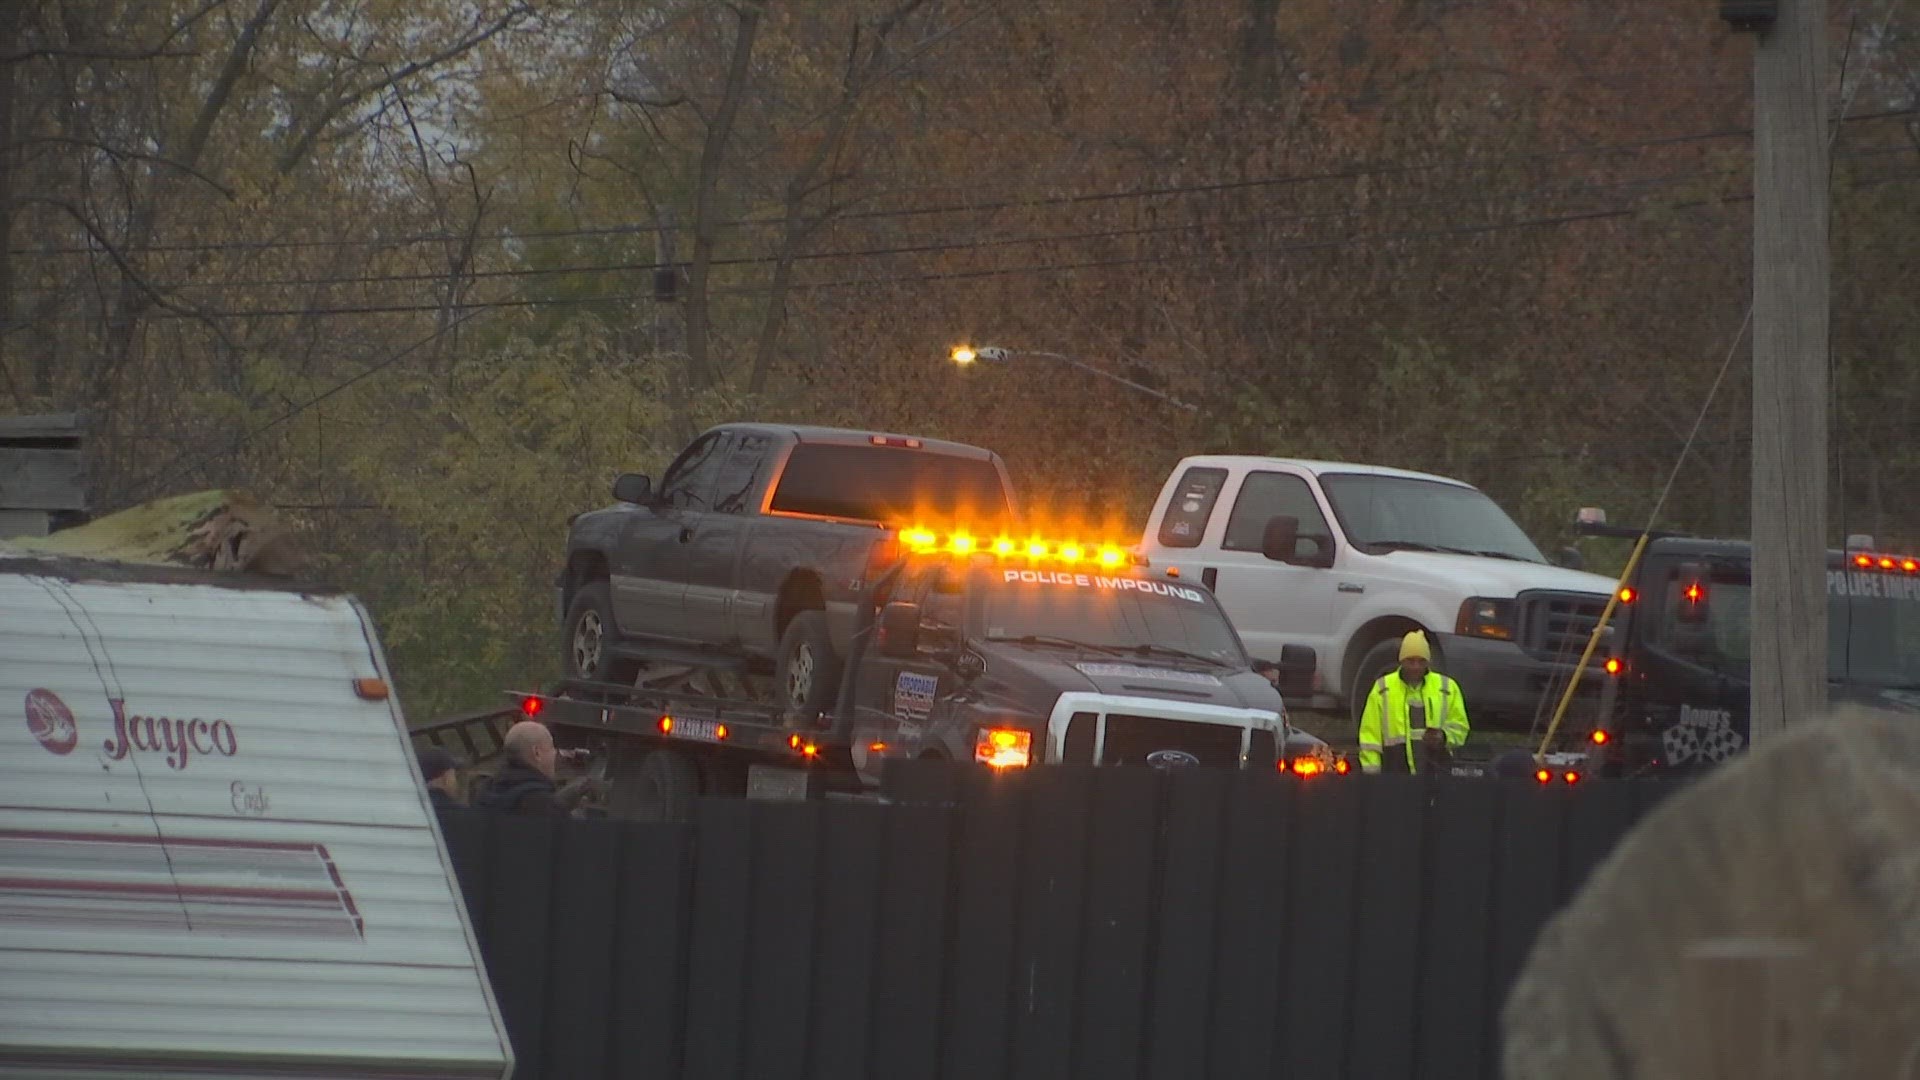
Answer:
1062, 712, 1269, 768
1517, 590, 1610, 661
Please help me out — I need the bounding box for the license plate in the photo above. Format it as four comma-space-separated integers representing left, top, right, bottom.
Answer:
673, 717, 721, 742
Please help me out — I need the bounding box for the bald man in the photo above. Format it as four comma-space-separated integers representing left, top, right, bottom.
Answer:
475, 720, 570, 814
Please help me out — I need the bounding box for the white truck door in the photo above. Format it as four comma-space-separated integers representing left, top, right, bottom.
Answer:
1184, 465, 1340, 666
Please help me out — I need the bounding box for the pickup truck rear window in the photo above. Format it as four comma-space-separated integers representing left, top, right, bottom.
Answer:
768, 443, 1011, 525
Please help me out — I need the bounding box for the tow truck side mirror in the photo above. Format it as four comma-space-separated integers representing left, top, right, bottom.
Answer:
878, 602, 921, 658
1675, 561, 1709, 624
1261, 515, 1300, 562
613, 473, 652, 505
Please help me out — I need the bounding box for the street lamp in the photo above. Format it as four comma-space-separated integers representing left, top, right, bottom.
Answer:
946, 344, 1198, 412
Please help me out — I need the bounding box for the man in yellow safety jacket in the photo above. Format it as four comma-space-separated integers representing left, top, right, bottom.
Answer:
1358, 630, 1470, 774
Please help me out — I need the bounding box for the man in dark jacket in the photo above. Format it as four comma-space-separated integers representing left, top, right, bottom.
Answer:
418, 746, 464, 816
475, 720, 597, 814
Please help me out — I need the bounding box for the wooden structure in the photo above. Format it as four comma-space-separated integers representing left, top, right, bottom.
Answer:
0, 412, 86, 539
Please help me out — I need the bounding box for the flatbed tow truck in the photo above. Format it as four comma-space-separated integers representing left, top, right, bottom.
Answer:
415, 526, 1346, 818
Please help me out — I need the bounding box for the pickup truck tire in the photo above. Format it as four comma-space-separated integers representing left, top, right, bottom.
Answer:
564, 582, 640, 684
775, 610, 841, 721
605, 747, 700, 823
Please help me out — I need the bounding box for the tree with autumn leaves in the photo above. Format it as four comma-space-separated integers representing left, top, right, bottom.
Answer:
3, 0, 1918, 716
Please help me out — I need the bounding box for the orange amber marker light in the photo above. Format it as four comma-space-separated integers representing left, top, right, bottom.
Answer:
1591, 729, 1610, 745
1604, 657, 1622, 675
1617, 587, 1635, 604
353, 677, 390, 701
715, 724, 729, 740
658, 716, 673, 734
1536, 768, 1552, 784
869, 742, 888, 753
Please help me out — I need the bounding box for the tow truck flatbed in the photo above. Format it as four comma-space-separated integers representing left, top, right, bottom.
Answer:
511, 677, 837, 763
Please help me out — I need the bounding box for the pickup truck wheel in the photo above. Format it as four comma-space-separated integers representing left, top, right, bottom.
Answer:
565, 582, 640, 684
604, 748, 700, 823
775, 610, 841, 721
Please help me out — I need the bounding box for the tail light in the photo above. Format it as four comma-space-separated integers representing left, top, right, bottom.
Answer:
1591, 729, 1610, 745
520, 696, 544, 717
975, 727, 1032, 769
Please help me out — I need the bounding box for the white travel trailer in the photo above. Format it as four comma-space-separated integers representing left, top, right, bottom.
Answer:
0, 554, 513, 1079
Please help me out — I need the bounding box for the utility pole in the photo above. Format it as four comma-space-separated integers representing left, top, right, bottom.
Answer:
1742, 0, 1829, 741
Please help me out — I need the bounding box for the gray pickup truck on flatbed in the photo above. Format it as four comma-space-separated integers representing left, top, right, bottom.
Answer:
558, 423, 1018, 717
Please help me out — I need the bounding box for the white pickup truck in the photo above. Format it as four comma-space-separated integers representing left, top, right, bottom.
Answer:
1136, 456, 1620, 728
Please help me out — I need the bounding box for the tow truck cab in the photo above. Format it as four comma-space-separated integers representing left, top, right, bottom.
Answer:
848, 534, 1338, 784
1579, 519, 1920, 775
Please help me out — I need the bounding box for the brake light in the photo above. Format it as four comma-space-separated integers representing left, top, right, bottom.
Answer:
1563, 770, 1580, 785
975, 727, 1032, 769
1334, 757, 1351, 774
1290, 758, 1324, 776
1604, 657, 1622, 675
1591, 729, 1610, 745
520, 696, 544, 717
1617, 587, 1635, 604
1536, 768, 1552, 784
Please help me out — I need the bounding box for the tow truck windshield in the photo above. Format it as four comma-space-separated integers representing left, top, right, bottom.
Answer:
1321, 473, 1547, 564
980, 571, 1248, 667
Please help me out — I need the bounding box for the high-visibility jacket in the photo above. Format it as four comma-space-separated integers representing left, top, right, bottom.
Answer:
1358, 670, 1470, 773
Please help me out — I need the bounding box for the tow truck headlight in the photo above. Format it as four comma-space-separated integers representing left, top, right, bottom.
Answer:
975, 727, 1032, 769
1456, 597, 1516, 641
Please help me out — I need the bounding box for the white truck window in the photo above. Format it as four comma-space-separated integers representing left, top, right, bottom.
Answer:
1222, 471, 1332, 554
1156, 466, 1227, 548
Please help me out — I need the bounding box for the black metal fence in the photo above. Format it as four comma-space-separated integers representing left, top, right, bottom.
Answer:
439, 764, 1679, 1080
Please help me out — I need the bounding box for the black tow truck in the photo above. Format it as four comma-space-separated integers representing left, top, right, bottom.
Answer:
417, 528, 1342, 820
1553, 509, 1920, 776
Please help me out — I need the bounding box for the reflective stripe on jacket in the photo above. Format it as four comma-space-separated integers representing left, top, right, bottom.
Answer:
1357, 670, 1470, 772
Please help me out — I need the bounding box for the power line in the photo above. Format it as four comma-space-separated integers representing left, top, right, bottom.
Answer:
23, 161, 1918, 324
13, 159, 1785, 295
16, 107, 1916, 261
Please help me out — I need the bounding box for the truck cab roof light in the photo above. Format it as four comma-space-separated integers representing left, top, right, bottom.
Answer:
1848, 551, 1920, 572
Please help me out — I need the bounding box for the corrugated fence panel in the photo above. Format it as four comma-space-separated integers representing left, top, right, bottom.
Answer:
439, 770, 1683, 1080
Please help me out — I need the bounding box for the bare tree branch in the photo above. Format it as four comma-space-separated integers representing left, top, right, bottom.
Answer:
274, 3, 536, 176
0, 45, 196, 63
10, 135, 236, 198
683, 1, 763, 390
